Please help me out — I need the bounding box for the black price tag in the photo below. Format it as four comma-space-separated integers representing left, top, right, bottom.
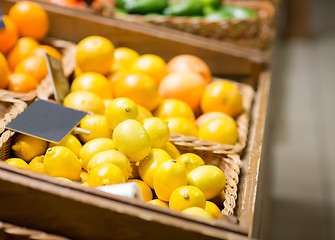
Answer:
0, 7, 5, 30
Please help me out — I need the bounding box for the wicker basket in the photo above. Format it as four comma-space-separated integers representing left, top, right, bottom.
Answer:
0, 39, 77, 102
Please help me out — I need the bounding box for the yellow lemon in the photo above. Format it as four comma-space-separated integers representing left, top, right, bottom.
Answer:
188, 165, 226, 200
71, 72, 113, 99
112, 47, 139, 72
143, 117, 170, 148
80, 170, 89, 183
169, 186, 206, 211
166, 117, 198, 137
153, 159, 187, 201
44, 146, 82, 181
56, 177, 72, 182
198, 117, 238, 145
138, 148, 171, 188
205, 201, 221, 219
128, 179, 153, 202
176, 153, 205, 173
82, 181, 89, 187
49, 134, 82, 157
154, 99, 195, 121
80, 138, 116, 171
11, 134, 48, 162
28, 155, 46, 174
78, 114, 113, 143
5, 158, 29, 169
113, 119, 151, 162
137, 104, 153, 122
147, 199, 169, 207
161, 141, 180, 159
88, 162, 125, 187
87, 150, 131, 180
103, 99, 113, 109
105, 97, 139, 130
182, 207, 214, 219
63, 90, 105, 114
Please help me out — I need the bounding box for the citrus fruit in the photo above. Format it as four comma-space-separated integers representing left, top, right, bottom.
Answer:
0, 15, 18, 53
76, 36, 114, 75
56, 177, 72, 182
78, 114, 112, 143
14, 56, 48, 83
0, 52, 10, 89
88, 162, 125, 187
9, 1, 49, 40
169, 186, 206, 211
11, 134, 48, 162
87, 150, 131, 180
30, 45, 62, 60
176, 153, 205, 173
188, 165, 226, 200
143, 117, 170, 148
71, 72, 113, 99
5, 158, 29, 169
7, 37, 39, 70
161, 141, 180, 159
166, 117, 198, 137
114, 73, 162, 111
7, 73, 38, 93
154, 98, 195, 121
80, 170, 89, 183
63, 90, 105, 114
108, 70, 127, 90
105, 97, 139, 130
138, 148, 171, 188
103, 99, 113, 109
129, 162, 139, 179
166, 54, 211, 83
112, 47, 139, 72
182, 207, 214, 219
130, 54, 167, 84
205, 201, 221, 219
158, 71, 206, 110
28, 155, 46, 174
147, 199, 169, 207
128, 179, 153, 202
113, 119, 151, 162
49, 134, 82, 157
137, 104, 153, 122
44, 146, 82, 181
80, 138, 115, 171
201, 81, 243, 118
153, 159, 188, 201
195, 112, 233, 128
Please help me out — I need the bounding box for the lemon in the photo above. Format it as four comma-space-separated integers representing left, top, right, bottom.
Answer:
78, 114, 113, 143
137, 104, 153, 122
71, 72, 113, 99
88, 162, 125, 187
128, 179, 153, 202
153, 159, 188, 201
56, 177, 72, 182
44, 146, 82, 181
169, 186, 206, 211
87, 150, 131, 180
5, 158, 29, 169
29, 156, 46, 174
143, 117, 170, 148
113, 119, 151, 162
147, 199, 169, 207
105, 98, 139, 130
103, 99, 113, 109
154, 99, 195, 121
80, 138, 116, 171
161, 141, 180, 159
11, 134, 48, 162
49, 134, 82, 157
182, 207, 214, 219
188, 165, 226, 200
166, 117, 198, 137
176, 153, 205, 173
80, 170, 89, 183
138, 148, 171, 188
205, 201, 221, 219
63, 90, 105, 114
112, 47, 139, 72
82, 181, 89, 186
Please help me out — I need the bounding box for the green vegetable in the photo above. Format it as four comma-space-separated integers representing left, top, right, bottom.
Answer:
122, 0, 168, 14
205, 5, 257, 21
163, 0, 205, 16
115, 0, 127, 9
200, 0, 222, 8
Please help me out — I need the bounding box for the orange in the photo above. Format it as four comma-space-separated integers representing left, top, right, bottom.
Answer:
9, 1, 49, 40
14, 56, 48, 83
7, 37, 40, 70
108, 70, 127, 90
30, 45, 62, 60
114, 73, 162, 111
154, 99, 195, 122
159, 71, 206, 110
195, 112, 234, 128
130, 54, 167, 84
7, 73, 38, 93
166, 117, 198, 137
0, 15, 19, 53
201, 81, 243, 118
112, 47, 139, 72
127, 179, 153, 202
0, 52, 10, 89
167, 54, 211, 84
76, 36, 114, 75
